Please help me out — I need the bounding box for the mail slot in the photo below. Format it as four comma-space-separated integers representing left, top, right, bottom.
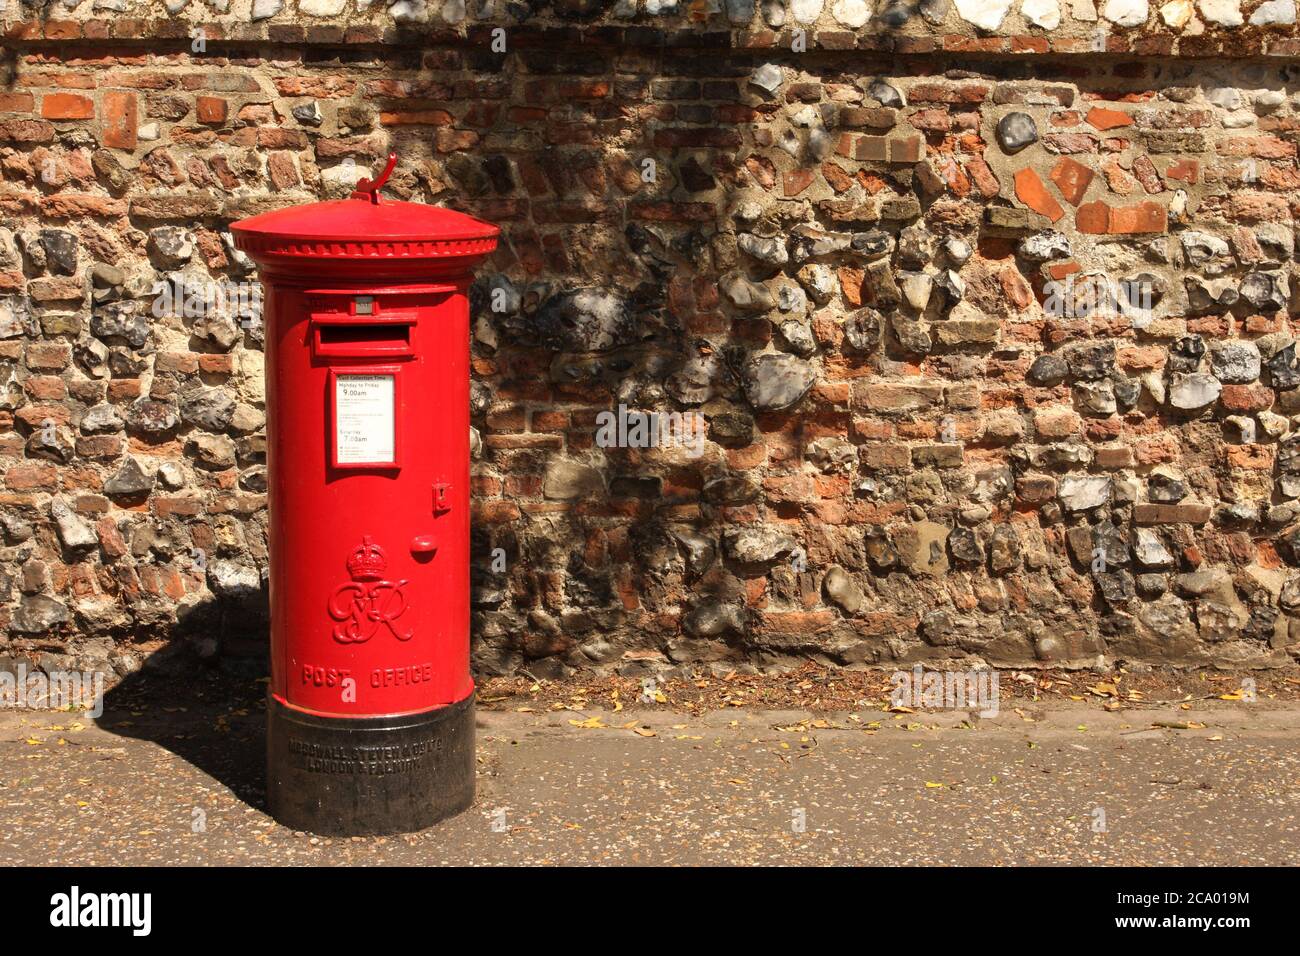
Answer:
231, 154, 499, 836
314, 321, 413, 358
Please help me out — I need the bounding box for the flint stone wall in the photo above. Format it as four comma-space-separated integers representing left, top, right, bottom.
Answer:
2, 0, 1300, 678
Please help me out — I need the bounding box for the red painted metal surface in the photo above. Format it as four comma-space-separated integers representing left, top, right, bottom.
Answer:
231, 158, 498, 718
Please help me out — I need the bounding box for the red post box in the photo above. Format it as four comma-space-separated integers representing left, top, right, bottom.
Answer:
230, 156, 498, 835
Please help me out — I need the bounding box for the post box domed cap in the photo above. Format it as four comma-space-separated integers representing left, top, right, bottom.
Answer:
230, 196, 499, 261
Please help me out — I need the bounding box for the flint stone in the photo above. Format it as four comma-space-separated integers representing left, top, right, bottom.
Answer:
1067, 341, 1116, 381
1059, 475, 1110, 511
1132, 528, 1175, 569
742, 353, 816, 410
806, 437, 858, 473
726, 0, 757, 20
896, 223, 934, 270
1102, 0, 1148, 23
851, 231, 894, 259
1167, 335, 1206, 373
1095, 570, 1136, 607
672, 529, 716, 575
1074, 380, 1116, 415
91, 301, 150, 349
1250, 0, 1295, 22
534, 288, 634, 352
180, 387, 237, 432
988, 523, 1021, 574
777, 284, 808, 313
935, 270, 965, 307
1028, 353, 1069, 386
791, 0, 824, 21
737, 233, 789, 266
823, 565, 865, 613
665, 353, 726, 405
11, 595, 70, 634
708, 410, 754, 446
1239, 272, 1287, 313
948, 526, 984, 564
750, 63, 783, 95
797, 264, 835, 304
1268, 344, 1300, 390
188, 433, 237, 469
1209, 341, 1261, 384
1019, 231, 1071, 262
683, 599, 744, 637
843, 309, 882, 352
877, 0, 915, 24
724, 527, 798, 565
791, 228, 851, 262
1168, 372, 1222, 410
39, 230, 78, 276
867, 79, 904, 108
208, 560, 261, 600
704, 475, 761, 505
995, 112, 1038, 153
1198, 0, 1242, 24
864, 526, 899, 572
899, 272, 933, 312
292, 102, 323, 126
104, 457, 153, 496
148, 226, 195, 268
126, 398, 179, 434
722, 273, 776, 312
1112, 374, 1141, 410
1179, 230, 1230, 265
955, 0, 1013, 29
780, 321, 817, 358
49, 500, 96, 553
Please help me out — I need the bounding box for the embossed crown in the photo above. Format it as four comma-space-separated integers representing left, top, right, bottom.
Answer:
346, 536, 387, 582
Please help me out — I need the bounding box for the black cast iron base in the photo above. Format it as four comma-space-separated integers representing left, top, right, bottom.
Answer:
266, 693, 475, 836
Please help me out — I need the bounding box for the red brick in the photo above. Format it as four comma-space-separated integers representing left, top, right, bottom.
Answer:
889, 135, 923, 163
1109, 200, 1166, 234
41, 92, 93, 119
5, 463, 58, 491
25, 343, 71, 371
965, 157, 1000, 198
1049, 156, 1094, 206
908, 83, 989, 104
96, 517, 128, 559
378, 109, 454, 126
1220, 383, 1274, 412
195, 95, 227, 124
0, 119, 55, 143
1132, 154, 1163, 194
1015, 167, 1064, 222
0, 93, 35, 112
1075, 200, 1110, 234
101, 90, 138, 149
1086, 107, 1133, 131
783, 169, 814, 197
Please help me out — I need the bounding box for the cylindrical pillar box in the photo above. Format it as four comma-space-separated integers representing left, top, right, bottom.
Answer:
231, 155, 498, 836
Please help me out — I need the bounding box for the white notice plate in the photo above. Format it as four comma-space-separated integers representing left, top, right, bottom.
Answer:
334, 373, 395, 465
